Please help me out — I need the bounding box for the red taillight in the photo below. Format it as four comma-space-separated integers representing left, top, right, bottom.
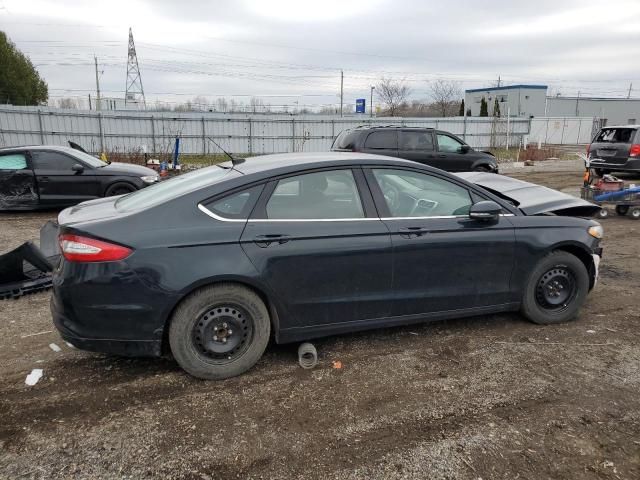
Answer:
59, 234, 132, 262
630, 144, 640, 157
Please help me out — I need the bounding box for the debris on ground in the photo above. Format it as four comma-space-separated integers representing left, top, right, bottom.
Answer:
24, 369, 43, 386
49, 343, 61, 352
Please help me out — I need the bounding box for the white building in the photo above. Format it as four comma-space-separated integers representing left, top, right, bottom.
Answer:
544, 96, 640, 126
465, 84, 640, 125
465, 85, 548, 118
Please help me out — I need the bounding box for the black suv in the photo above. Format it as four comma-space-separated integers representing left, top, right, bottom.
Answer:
331, 126, 498, 172
588, 125, 640, 176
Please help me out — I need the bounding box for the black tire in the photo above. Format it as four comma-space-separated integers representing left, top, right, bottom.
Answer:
596, 208, 609, 219
521, 251, 589, 325
105, 182, 136, 197
169, 283, 270, 380
473, 165, 491, 172
629, 207, 640, 220
615, 205, 630, 216
594, 168, 610, 177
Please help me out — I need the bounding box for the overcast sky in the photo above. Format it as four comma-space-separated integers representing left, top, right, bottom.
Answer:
1, 0, 639, 110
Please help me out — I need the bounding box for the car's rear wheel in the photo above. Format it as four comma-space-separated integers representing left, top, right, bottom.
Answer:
629, 207, 640, 220
169, 284, 270, 380
105, 182, 136, 197
521, 251, 589, 325
473, 165, 491, 172
594, 168, 610, 177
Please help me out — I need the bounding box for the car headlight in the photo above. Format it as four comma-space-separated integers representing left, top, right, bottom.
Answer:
588, 225, 603, 239
140, 175, 159, 183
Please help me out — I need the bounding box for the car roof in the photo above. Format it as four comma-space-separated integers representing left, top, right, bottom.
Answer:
600, 125, 639, 129
232, 152, 434, 176
0, 145, 79, 153
350, 125, 435, 131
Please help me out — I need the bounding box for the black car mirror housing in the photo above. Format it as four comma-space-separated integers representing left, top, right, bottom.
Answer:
469, 200, 501, 222
460, 145, 471, 154
72, 164, 84, 174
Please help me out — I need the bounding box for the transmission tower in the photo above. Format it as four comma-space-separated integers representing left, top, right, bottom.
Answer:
125, 27, 146, 108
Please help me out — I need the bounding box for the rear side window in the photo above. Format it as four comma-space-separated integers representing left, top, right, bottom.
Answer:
365, 131, 398, 149
30, 151, 79, 170
266, 170, 364, 219
332, 130, 359, 150
400, 131, 434, 151
595, 128, 636, 143
203, 185, 263, 220
0, 153, 27, 170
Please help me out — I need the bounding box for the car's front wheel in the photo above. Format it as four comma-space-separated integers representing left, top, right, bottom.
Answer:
169, 284, 270, 380
105, 182, 136, 197
521, 251, 589, 325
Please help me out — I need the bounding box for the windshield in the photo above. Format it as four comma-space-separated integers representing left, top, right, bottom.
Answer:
70, 149, 109, 167
115, 165, 232, 212
332, 130, 358, 149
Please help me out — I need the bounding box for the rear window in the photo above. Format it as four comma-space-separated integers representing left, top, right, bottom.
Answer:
115, 165, 232, 212
594, 128, 637, 143
332, 130, 359, 150
364, 130, 398, 149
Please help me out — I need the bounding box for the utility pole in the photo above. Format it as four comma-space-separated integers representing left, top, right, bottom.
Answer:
628, 83, 633, 99
575, 91, 580, 116
497, 75, 501, 88
94, 56, 101, 111
125, 27, 146, 109
340, 70, 344, 117
370, 86, 375, 118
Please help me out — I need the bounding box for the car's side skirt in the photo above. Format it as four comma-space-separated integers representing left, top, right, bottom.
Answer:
276, 303, 520, 344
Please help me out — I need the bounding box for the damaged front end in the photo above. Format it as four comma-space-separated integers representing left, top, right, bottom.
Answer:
0, 221, 60, 299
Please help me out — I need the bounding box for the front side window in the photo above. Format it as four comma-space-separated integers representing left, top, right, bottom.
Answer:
0, 153, 28, 170
266, 170, 364, 219
30, 151, 78, 170
364, 131, 398, 150
203, 185, 263, 220
372, 169, 472, 218
436, 134, 465, 153
400, 131, 434, 151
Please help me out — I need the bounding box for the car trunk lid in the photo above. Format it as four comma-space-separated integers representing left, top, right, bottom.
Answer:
455, 172, 600, 216
57, 195, 123, 226
589, 127, 637, 165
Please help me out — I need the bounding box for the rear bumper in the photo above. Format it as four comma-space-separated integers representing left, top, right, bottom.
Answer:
589, 157, 640, 171
51, 296, 163, 357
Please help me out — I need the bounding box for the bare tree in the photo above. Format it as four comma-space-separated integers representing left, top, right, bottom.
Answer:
376, 77, 411, 116
216, 98, 229, 113
428, 79, 462, 117
57, 97, 78, 109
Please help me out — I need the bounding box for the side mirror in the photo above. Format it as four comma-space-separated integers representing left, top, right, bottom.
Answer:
460, 145, 471, 154
72, 164, 84, 174
469, 200, 501, 222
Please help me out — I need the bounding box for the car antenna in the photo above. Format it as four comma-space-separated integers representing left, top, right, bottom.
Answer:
206, 136, 245, 167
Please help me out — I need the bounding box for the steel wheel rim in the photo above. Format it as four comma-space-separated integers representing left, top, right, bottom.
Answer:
535, 266, 576, 312
191, 305, 253, 364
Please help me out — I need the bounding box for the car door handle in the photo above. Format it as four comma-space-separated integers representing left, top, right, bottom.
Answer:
39, 176, 50, 182
254, 234, 290, 248
437, 154, 447, 158
399, 227, 429, 238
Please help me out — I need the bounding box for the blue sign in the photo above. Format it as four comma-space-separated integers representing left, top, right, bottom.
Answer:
355, 98, 366, 114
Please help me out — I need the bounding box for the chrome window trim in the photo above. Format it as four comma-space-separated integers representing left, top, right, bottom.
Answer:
198, 203, 514, 222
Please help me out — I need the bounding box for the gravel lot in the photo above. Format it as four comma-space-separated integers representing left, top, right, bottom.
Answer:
1, 165, 639, 479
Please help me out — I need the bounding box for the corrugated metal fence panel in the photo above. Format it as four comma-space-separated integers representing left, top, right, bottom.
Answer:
0, 106, 595, 154
529, 117, 595, 145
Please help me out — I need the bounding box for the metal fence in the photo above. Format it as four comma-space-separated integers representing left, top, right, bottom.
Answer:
0, 106, 595, 156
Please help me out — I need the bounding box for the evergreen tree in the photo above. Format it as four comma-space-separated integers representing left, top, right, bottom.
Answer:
458, 99, 465, 116
0, 31, 48, 105
479, 97, 488, 117
493, 98, 501, 117
466, 108, 472, 117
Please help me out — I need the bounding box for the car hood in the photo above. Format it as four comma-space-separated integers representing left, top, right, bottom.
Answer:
455, 172, 600, 216
100, 162, 157, 176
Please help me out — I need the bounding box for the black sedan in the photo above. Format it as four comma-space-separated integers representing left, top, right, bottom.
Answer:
0, 145, 159, 210
50, 153, 603, 379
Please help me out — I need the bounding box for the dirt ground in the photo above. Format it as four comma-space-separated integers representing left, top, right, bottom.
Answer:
1, 166, 639, 480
